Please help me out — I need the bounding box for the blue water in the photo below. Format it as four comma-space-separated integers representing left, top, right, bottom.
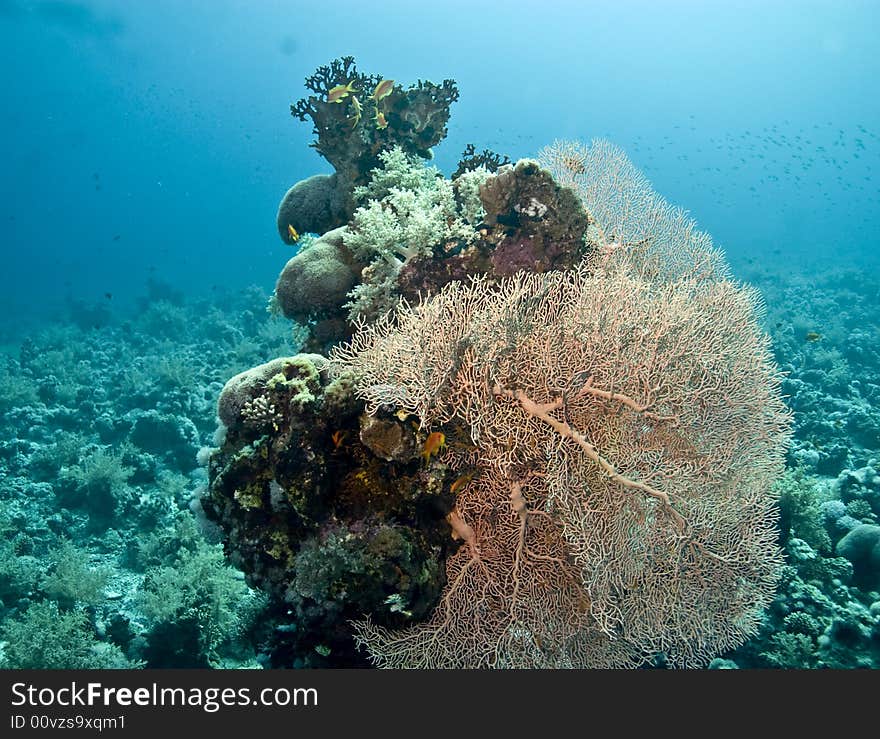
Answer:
1, 0, 879, 671
2, 0, 878, 329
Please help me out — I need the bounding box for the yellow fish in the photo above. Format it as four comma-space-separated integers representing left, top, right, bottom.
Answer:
371, 79, 395, 101
805, 331, 822, 342
348, 94, 363, 127
287, 224, 300, 243
450, 470, 475, 495
327, 81, 357, 103
422, 431, 446, 463
375, 111, 388, 130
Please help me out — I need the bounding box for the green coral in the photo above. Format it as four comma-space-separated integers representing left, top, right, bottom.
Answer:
130, 510, 201, 570
344, 149, 472, 265
352, 146, 441, 203
27, 432, 85, 481
453, 166, 492, 226
57, 447, 134, 527
265, 529, 296, 567
0, 364, 38, 412
138, 542, 266, 667
760, 631, 819, 669
0, 601, 137, 669
153, 354, 198, 394
775, 467, 832, 554
41, 539, 108, 609
233, 482, 265, 510
266, 354, 322, 411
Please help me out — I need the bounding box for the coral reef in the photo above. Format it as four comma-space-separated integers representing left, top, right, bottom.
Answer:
392, 153, 593, 301
335, 148, 593, 331
201, 353, 456, 665
273, 139, 595, 352
0, 283, 301, 669
204, 122, 793, 667
754, 267, 880, 475
282, 56, 460, 235
275, 60, 595, 353
722, 466, 880, 668
0, 212, 876, 668
6, 59, 879, 671
330, 260, 790, 667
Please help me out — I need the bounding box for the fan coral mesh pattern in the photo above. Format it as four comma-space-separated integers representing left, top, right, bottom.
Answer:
329, 142, 791, 667
539, 138, 729, 284
331, 265, 790, 667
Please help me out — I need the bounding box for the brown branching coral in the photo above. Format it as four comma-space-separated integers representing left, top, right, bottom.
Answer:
452, 143, 512, 179
289, 56, 458, 191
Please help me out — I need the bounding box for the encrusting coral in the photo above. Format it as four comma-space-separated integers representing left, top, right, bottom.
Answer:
203, 353, 457, 665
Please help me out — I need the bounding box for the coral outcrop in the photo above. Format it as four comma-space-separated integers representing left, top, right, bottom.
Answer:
203, 64, 792, 669
278, 56, 460, 242
202, 354, 456, 665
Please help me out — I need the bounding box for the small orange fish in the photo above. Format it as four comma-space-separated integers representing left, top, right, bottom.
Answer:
371, 79, 395, 101
422, 431, 446, 463
327, 81, 357, 103
375, 111, 388, 130
450, 470, 475, 495
331, 430, 346, 450
805, 331, 822, 342
287, 224, 300, 243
